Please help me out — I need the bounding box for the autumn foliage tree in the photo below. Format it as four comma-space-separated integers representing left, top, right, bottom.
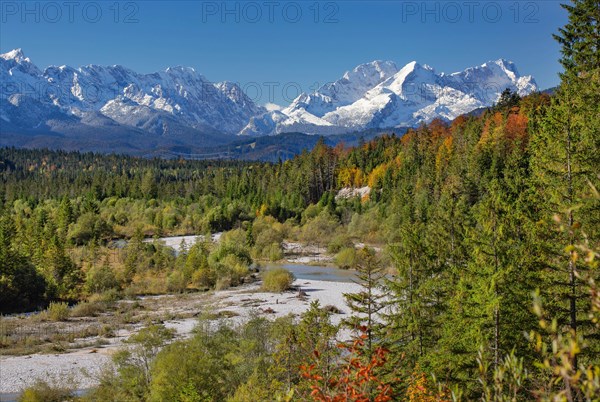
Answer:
300, 327, 396, 402
406, 363, 451, 402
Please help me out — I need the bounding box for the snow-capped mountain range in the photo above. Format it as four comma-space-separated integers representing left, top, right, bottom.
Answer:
0, 49, 263, 137
241, 59, 537, 136
1, 49, 537, 151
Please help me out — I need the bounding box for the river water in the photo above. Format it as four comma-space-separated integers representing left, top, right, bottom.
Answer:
148, 236, 357, 283
265, 263, 357, 283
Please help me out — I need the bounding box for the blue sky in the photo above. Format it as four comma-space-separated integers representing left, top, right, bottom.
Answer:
1, 1, 567, 105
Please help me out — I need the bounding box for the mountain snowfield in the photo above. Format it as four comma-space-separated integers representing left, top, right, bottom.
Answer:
0, 49, 263, 137
241, 59, 537, 136
1, 49, 538, 150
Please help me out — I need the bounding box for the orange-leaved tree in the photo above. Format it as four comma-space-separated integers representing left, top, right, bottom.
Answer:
406, 363, 451, 402
300, 326, 396, 402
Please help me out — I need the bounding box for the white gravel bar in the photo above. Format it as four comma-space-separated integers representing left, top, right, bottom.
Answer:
0, 278, 361, 395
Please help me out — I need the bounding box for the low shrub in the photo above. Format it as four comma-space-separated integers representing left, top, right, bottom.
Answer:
85, 264, 119, 294
261, 268, 294, 293
334, 247, 357, 269
70, 301, 106, 317
192, 268, 217, 289
93, 288, 120, 303
46, 302, 70, 321
215, 276, 232, 291
327, 234, 353, 254
166, 270, 187, 293
18, 379, 75, 402
265, 243, 284, 261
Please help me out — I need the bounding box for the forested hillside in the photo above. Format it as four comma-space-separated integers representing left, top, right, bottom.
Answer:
1, 1, 599, 400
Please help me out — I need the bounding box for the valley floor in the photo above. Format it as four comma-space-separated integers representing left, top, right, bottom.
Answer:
0, 277, 360, 395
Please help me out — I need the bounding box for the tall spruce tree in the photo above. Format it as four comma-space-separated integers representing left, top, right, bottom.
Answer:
343, 247, 387, 361
531, 0, 600, 367
385, 222, 439, 368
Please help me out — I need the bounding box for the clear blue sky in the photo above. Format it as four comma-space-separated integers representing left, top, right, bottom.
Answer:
1, 0, 567, 105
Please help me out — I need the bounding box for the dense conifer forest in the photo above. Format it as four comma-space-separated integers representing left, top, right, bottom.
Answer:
1, 1, 599, 400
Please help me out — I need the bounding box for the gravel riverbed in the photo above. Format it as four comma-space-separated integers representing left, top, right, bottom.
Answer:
0, 277, 360, 395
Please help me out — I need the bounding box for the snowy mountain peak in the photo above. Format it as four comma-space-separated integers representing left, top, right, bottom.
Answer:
342, 60, 399, 82
1, 48, 42, 78
490, 58, 517, 70
445, 58, 536, 97
165, 66, 197, 75
280, 59, 399, 120
397, 60, 431, 76
482, 59, 520, 79
1, 48, 28, 63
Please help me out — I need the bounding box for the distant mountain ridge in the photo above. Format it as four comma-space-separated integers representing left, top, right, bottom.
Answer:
1, 49, 263, 136
241, 59, 537, 135
1, 49, 538, 154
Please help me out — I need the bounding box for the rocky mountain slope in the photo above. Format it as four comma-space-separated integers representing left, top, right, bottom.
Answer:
1, 49, 538, 154
241, 59, 537, 135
